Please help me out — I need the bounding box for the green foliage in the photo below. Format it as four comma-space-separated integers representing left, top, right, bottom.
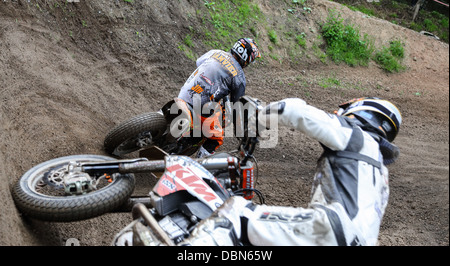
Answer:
334, 0, 449, 43
321, 11, 373, 66
177, 44, 196, 60
319, 77, 341, 88
373, 48, 403, 73
411, 10, 448, 42
203, 0, 262, 49
373, 40, 405, 73
296, 32, 307, 48
423, 19, 438, 32
292, 0, 307, 5
288, 0, 310, 14
177, 0, 262, 60
268, 30, 278, 44
343, 4, 376, 17
183, 34, 194, 48
321, 10, 406, 73
388, 40, 404, 59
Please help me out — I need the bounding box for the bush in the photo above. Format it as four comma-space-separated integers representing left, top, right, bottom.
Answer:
321, 11, 374, 66
423, 19, 438, 32
268, 30, 278, 44
388, 40, 404, 58
373, 41, 405, 73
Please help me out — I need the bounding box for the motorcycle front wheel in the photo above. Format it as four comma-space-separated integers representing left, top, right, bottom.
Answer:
104, 112, 167, 157
12, 155, 135, 222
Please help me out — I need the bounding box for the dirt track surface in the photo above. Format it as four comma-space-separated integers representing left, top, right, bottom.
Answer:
0, 0, 448, 246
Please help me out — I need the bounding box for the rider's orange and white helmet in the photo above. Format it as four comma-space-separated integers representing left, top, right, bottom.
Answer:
231, 38, 261, 68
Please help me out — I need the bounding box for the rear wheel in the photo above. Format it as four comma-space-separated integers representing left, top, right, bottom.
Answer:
104, 112, 167, 156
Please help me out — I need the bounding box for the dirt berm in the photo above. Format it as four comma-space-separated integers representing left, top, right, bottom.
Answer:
0, 0, 448, 246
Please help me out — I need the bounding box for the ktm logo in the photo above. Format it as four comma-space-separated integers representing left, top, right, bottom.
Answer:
167, 164, 218, 202
191, 85, 203, 94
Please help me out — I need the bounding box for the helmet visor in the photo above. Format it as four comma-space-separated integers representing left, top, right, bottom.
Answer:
353, 110, 397, 141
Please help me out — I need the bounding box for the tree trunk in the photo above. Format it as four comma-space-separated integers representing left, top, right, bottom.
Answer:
412, 0, 426, 21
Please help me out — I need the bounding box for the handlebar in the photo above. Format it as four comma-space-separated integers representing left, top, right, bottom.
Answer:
81, 156, 239, 175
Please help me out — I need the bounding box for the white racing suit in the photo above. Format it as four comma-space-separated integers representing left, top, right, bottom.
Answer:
182, 98, 391, 246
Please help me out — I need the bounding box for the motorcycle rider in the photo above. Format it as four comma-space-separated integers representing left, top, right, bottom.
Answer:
177, 97, 402, 246
177, 38, 261, 158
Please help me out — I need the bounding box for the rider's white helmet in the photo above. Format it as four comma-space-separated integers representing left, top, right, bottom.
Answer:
338, 97, 402, 142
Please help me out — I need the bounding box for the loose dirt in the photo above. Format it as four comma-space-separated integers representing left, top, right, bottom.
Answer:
0, 0, 448, 246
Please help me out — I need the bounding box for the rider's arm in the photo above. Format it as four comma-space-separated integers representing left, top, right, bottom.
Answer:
210, 74, 246, 103
229, 77, 246, 103
260, 98, 354, 151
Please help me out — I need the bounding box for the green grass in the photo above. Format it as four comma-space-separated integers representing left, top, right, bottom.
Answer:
373, 40, 405, 73
412, 10, 448, 43
321, 10, 406, 72
319, 77, 341, 88
203, 0, 262, 49
321, 11, 374, 66
334, 1, 449, 43
177, 44, 196, 60
343, 4, 376, 17
178, 0, 263, 60
183, 34, 194, 48
296, 32, 307, 48
373, 48, 404, 73
268, 30, 278, 44
388, 40, 404, 58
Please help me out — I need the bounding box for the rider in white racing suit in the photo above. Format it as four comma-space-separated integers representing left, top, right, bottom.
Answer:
180, 97, 402, 246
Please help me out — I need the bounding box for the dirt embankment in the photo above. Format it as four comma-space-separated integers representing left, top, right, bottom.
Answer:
0, 0, 448, 246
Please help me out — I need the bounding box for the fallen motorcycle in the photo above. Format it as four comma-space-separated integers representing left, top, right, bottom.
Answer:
113, 145, 262, 246
12, 97, 264, 238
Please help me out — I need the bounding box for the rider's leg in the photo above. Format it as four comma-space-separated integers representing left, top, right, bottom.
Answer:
197, 112, 224, 157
